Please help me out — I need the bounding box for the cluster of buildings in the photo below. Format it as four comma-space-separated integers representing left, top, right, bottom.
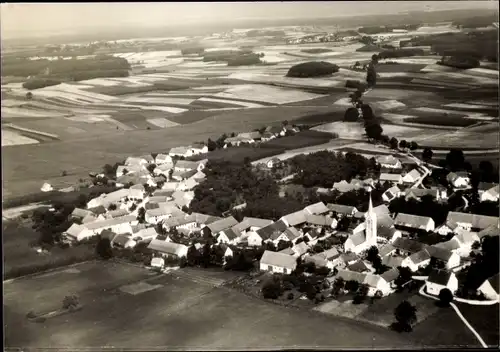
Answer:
59, 138, 498, 301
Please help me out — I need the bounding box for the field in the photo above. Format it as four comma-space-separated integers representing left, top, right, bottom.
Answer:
5, 261, 425, 349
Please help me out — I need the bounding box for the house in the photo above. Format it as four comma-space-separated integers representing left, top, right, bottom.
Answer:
446, 212, 498, 232
148, 239, 189, 259
478, 183, 499, 202
379, 173, 403, 185
435, 223, 459, 236
426, 246, 461, 269
306, 247, 342, 269
41, 182, 53, 192
392, 237, 428, 256
169, 146, 193, 158
70, 208, 92, 221
304, 202, 329, 215
272, 227, 302, 245
405, 188, 440, 201
305, 215, 337, 229
216, 228, 243, 245
125, 156, 150, 166
259, 250, 297, 274
82, 213, 104, 224
433, 239, 460, 252
402, 169, 422, 184
155, 153, 173, 165
64, 215, 137, 242
430, 186, 448, 200
250, 221, 288, 246
446, 171, 470, 188
377, 227, 402, 244
174, 160, 200, 173
266, 157, 281, 169
379, 243, 396, 257
203, 216, 239, 236
133, 227, 159, 242
112, 234, 136, 249
265, 125, 284, 136
380, 268, 399, 288
394, 213, 435, 232
332, 180, 357, 193
381, 255, 404, 269
177, 178, 199, 191
151, 257, 165, 269
382, 185, 401, 202
450, 229, 480, 253
232, 217, 274, 234
145, 206, 183, 224
292, 241, 310, 257
426, 269, 459, 296
191, 143, 208, 154
191, 170, 206, 181
154, 163, 174, 177
401, 249, 431, 272
348, 260, 371, 273
335, 269, 392, 296
477, 274, 499, 301
260, 131, 276, 142
163, 214, 197, 232
280, 210, 308, 227
376, 155, 402, 169
340, 252, 359, 266
152, 189, 174, 198
327, 204, 358, 217
105, 209, 130, 219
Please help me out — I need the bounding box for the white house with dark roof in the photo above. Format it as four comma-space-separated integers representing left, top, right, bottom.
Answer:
376, 155, 402, 169
232, 217, 274, 234
426, 246, 461, 269
304, 202, 329, 215
133, 227, 159, 242
148, 239, 188, 259
382, 185, 401, 202
169, 146, 194, 158
271, 227, 303, 245
305, 214, 337, 229
426, 269, 458, 296
477, 273, 499, 301
446, 212, 498, 232
401, 249, 431, 272
216, 228, 243, 245
249, 221, 289, 247
394, 213, 435, 232
446, 171, 470, 189
155, 153, 173, 165
450, 229, 480, 255
404, 188, 440, 202
280, 209, 308, 227
203, 216, 239, 236
379, 173, 403, 185
392, 237, 428, 256
259, 250, 297, 274
327, 204, 358, 217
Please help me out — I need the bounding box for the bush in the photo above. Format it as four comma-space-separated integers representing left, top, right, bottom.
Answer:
404, 116, 476, 127
286, 61, 340, 78
23, 79, 61, 90
287, 292, 294, 300
181, 47, 205, 55
378, 48, 424, 59
262, 280, 282, 299
437, 56, 480, 69
301, 48, 332, 54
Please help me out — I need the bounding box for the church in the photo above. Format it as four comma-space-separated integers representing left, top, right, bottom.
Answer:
343, 193, 378, 254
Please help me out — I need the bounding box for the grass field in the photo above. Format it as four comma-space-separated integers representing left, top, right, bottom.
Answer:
404, 116, 478, 127
456, 303, 500, 347
4, 261, 421, 349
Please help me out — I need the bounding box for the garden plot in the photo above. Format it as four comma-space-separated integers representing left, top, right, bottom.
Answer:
1, 129, 39, 146
312, 122, 365, 139
146, 118, 179, 128
213, 84, 328, 105
197, 97, 265, 108
66, 115, 108, 123
77, 78, 122, 87
1, 107, 67, 118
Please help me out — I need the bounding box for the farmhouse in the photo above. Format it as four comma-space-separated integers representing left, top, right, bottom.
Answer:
478, 182, 499, 202
154, 163, 174, 177
348, 260, 371, 273
71, 208, 92, 221
306, 247, 342, 269
272, 227, 302, 245
203, 216, 239, 236
112, 234, 136, 249
392, 237, 428, 256
145, 206, 184, 224
224, 136, 255, 147
177, 178, 199, 191
259, 250, 297, 274
250, 221, 289, 246
336, 269, 392, 296
304, 202, 329, 215
305, 214, 337, 229
477, 274, 499, 301
105, 209, 130, 219
216, 228, 243, 245
446, 212, 499, 232
332, 180, 357, 193
376, 155, 402, 169
125, 156, 152, 166
405, 188, 440, 201
327, 204, 358, 217
446, 171, 470, 188
148, 239, 189, 259
379, 173, 403, 185
133, 227, 159, 242
174, 160, 201, 172
231, 217, 274, 234
394, 213, 435, 232
379, 243, 396, 257
280, 209, 308, 227
451, 229, 480, 251
155, 153, 173, 165
64, 215, 137, 242
191, 143, 209, 154
401, 249, 431, 272
382, 185, 401, 202
377, 227, 402, 244
380, 268, 399, 288
151, 257, 165, 269
426, 269, 459, 296
169, 146, 194, 158
426, 245, 461, 269
402, 169, 422, 184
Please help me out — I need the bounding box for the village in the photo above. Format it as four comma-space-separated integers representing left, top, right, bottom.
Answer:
39, 118, 498, 323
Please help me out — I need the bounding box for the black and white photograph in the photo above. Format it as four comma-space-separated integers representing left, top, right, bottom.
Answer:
2, 1, 499, 350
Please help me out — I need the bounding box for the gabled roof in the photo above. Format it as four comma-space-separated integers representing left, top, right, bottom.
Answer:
384, 185, 401, 197
71, 208, 92, 218
281, 210, 308, 227
426, 246, 454, 262
317, 247, 340, 260
304, 254, 328, 267
304, 202, 329, 215
169, 146, 190, 155
327, 204, 357, 215
292, 241, 310, 256
279, 247, 295, 255
153, 189, 174, 197
379, 173, 402, 182
155, 153, 171, 161
347, 231, 366, 247
191, 142, 207, 150
257, 220, 289, 241
134, 227, 158, 240
207, 216, 239, 233
305, 214, 335, 227
409, 249, 431, 264
363, 273, 383, 288
394, 213, 433, 229
237, 131, 261, 140
478, 182, 498, 191
100, 229, 118, 241
378, 227, 399, 240
382, 255, 404, 268
163, 215, 196, 228
404, 169, 422, 181
89, 205, 107, 215
427, 269, 454, 285
282, 227, 302, 241
232, 217, 274, 232
447, 171, 469, 183
148, 196, 168, 204
376, 155, 401, 165
341, 252, 359, 263
381, 268, 399, 283
446, 212, 498, 230
332, 180, 357, 193
348, 260, 371, 272
336, 269, 367, 283
260, 250, 297, 270
433, 240, 460, 252
405, 188, 439, 199
106, 209, 130, 218
393, 237, 428, 253
112, 234, 134, 247
477, 224, 500, 239
379, 243, 396, 257
148, 239, 188, 256
454, 229, 480, 245
84, 215, 136, 230
65, 223, 85, 238
174, 160, 200, 170
219, 228, 242, 240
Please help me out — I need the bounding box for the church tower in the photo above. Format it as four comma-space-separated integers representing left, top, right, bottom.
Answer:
365, 192, 377, 246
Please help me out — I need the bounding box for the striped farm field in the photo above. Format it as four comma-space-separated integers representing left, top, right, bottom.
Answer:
1, 129, 39, 147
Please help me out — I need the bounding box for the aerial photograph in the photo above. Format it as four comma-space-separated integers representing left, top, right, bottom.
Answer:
1, 1, 499, 350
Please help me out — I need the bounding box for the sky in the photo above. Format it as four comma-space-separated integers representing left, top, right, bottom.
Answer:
1, 1, 498, 39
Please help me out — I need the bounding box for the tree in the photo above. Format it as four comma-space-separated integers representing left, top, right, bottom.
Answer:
422, 148, 433, 163
207, 138, 217, 151
399, 140, 407, 149
353, 283, 369, 304
471, 241, 480, 250
62, 295, 79, 310
438, 288, 454, 307
336, 217, 351, 232
389, 137, 399, 149
366, 246, 379, 263
96, 237, 113, 260
409, 141, 419, 151
344, 107, 360, 122
479, 160, 494, 182
137, 207, 146, 223
392, 300, 417, 332
26, 91, 33, 100
395, 266, 413, 290
108, 204, 117, 211
345, 280, 360, 293
76, 194, 88, 208
331, 277, 345, 296
146, 164, 156, 174
446, 149, 465, 171
365, 123, 383, 140
262, 280, 282, 299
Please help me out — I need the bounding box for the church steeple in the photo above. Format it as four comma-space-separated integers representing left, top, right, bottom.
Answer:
365, 191, 377, 246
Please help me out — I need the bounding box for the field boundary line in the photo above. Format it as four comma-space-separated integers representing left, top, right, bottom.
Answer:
3, 259, 96, 284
